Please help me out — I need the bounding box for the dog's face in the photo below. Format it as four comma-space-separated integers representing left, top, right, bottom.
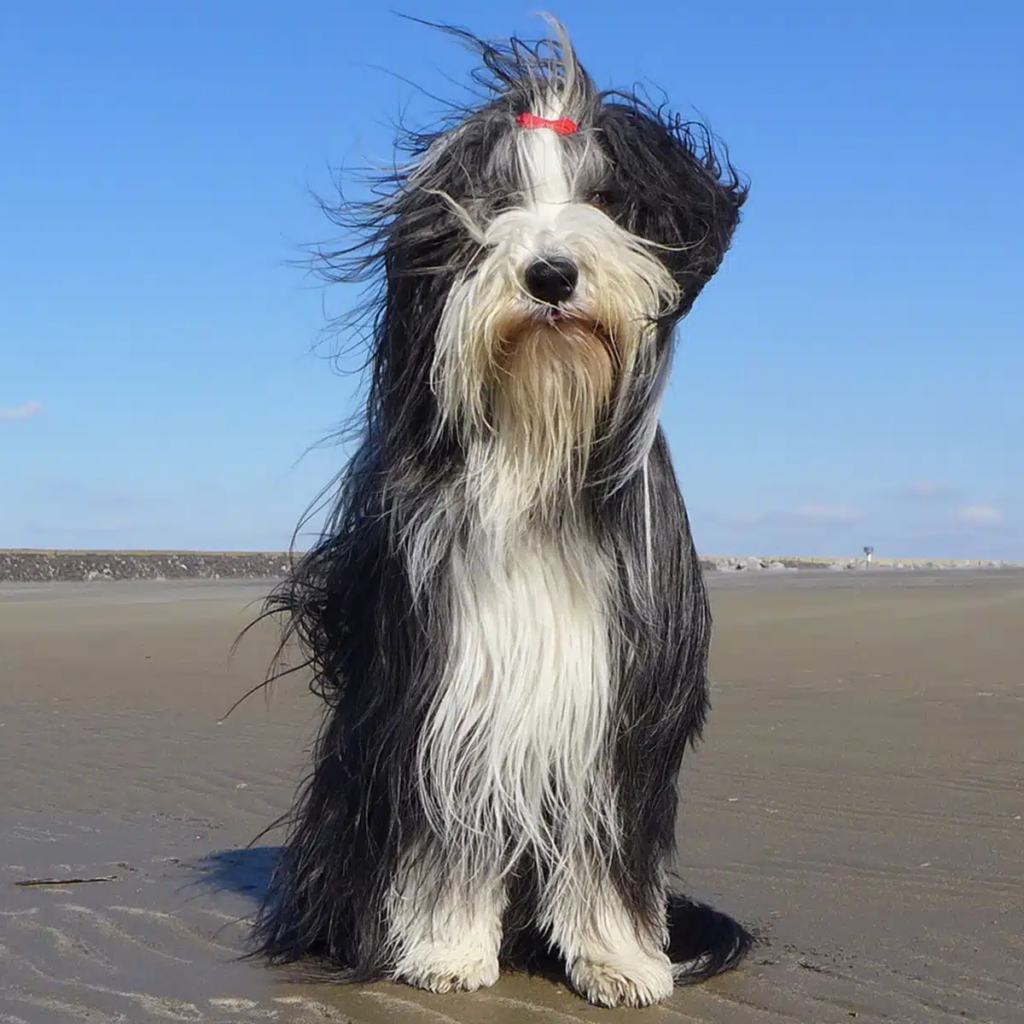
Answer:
430, 89, 684, 461
368, 23, 746, 506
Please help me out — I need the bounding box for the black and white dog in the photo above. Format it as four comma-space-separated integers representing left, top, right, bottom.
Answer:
255, 18, 750, 1008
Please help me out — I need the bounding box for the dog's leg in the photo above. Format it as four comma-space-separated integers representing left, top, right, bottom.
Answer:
541, 857, 674, 1008
387, 854, 507, 994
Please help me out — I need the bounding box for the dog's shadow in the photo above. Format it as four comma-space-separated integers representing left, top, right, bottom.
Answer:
200, 845, 281, 903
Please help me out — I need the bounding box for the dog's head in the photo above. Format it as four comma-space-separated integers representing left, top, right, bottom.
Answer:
329, 19, 746, 505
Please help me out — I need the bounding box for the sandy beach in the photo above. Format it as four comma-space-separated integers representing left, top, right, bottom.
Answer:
2, 569, 1022, 1023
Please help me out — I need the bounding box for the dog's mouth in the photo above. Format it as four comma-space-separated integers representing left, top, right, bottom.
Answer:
495, 305, 615, 370
534, 305, 607, 339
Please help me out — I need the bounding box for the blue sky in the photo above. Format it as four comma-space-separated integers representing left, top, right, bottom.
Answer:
2, 1, 1021, 558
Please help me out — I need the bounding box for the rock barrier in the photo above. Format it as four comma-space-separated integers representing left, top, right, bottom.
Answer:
0, 551, 292, 583
0, 551, 1018, 583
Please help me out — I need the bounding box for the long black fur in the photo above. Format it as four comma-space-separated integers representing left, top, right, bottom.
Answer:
252, 21, 752, 991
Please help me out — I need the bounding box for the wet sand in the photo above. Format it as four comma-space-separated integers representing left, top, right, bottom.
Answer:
2, 571, 1022, 1023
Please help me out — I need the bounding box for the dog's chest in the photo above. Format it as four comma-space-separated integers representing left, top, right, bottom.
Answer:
451, 533, 612, 708
420, 530, 617, 841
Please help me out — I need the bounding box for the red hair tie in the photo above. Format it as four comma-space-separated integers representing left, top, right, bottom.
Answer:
517, 112, 579, 135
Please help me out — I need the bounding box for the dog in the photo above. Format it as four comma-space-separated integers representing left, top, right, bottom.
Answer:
253, 17, 751, 1009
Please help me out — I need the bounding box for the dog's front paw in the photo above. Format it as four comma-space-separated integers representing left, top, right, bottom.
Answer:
570, 950, 674, 1008
395, 950, 500, 994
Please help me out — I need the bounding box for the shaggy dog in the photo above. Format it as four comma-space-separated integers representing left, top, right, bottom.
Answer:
253, 17, 751, 1008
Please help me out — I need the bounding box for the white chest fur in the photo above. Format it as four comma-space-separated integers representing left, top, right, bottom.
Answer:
416, 527, 619, 874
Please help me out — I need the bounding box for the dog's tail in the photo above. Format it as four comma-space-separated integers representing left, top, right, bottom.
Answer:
667, 893, 754, 984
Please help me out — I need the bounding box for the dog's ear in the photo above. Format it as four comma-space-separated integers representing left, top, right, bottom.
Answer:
594, 101, 748, 317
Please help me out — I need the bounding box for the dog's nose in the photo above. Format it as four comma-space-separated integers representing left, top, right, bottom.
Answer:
524, 257, 579, 305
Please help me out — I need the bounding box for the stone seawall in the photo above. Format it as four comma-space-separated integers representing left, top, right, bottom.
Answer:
0, 550, 1019, 583
0, 551, 293, 583
702, 555, 1020, 572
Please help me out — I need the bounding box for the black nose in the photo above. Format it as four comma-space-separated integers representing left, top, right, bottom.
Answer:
524, 257, 579, 305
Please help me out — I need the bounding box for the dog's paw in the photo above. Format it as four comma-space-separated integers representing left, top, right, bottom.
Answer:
395, 950, 500, 994
570, 950, 674, 1008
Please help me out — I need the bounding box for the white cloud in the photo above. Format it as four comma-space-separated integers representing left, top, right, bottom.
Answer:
955, 505, 1005, 526
789, 504, 864, 524
0, 400, 43, 421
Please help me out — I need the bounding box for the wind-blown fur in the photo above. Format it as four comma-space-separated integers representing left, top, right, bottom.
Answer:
253, 18, 751, 1008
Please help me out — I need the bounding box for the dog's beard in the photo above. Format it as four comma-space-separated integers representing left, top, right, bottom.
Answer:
439, 298, 637, 532
490, 315, 615, 499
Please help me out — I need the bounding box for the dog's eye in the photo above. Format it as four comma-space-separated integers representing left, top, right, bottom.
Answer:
586, 188, 619, 209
